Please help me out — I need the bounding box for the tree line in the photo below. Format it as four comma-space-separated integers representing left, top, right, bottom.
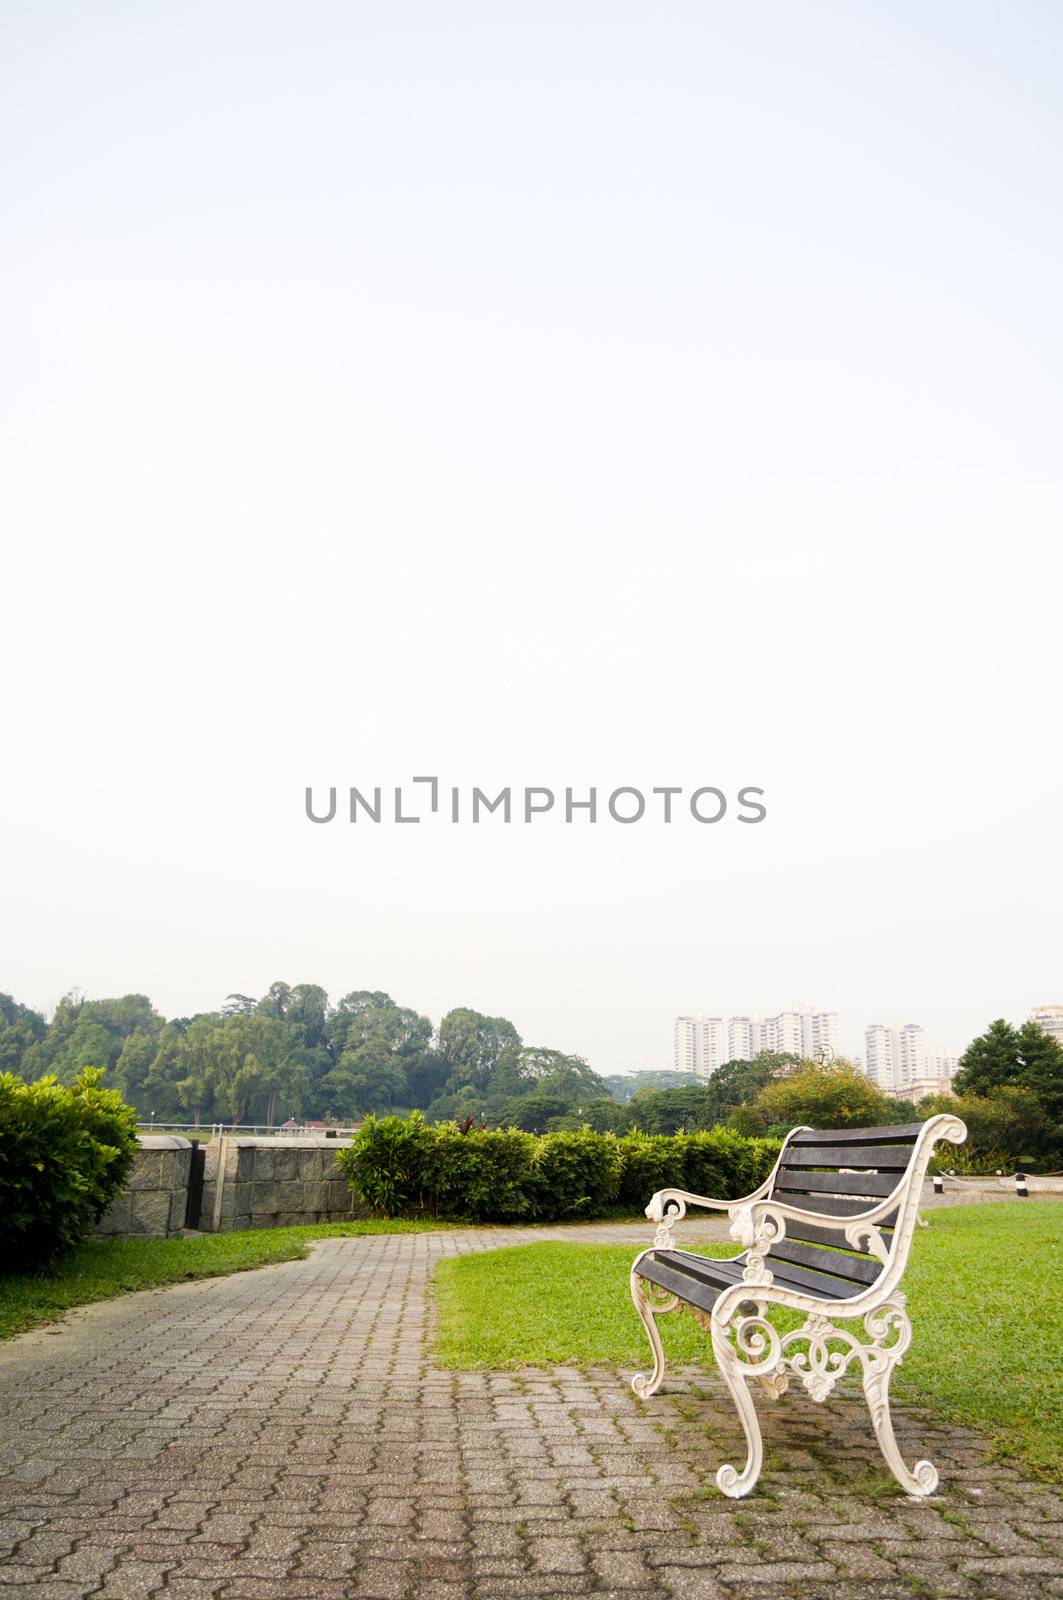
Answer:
0, 985, 607, 1127
1, 988, 1059, 1165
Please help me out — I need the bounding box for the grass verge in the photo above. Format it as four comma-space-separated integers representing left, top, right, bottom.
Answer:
433, 1201, 1062, 1482
0, 1219, 451, 1341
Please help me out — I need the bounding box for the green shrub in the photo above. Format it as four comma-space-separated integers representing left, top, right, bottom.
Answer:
685, 1127, 780, 1199
334, 1111, 438, 1215
617, 1130, 687, 1209
0, 1068, 139, 1269
533, 1129, 621, 1218
338, 1114, 781, 1223
429, 1123, 538, 1221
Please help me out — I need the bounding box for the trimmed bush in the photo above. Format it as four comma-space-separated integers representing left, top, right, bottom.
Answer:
0, 1068, 139, 1268
684, 1127, 780, 1200
616, 1131, 687, 1210
533, 1129, 622, 1218
337, 1114, 780, 1222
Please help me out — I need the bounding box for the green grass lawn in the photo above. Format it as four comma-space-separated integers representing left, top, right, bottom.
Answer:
0, 1219, 451, 1342
433, 1201, 1063, 1482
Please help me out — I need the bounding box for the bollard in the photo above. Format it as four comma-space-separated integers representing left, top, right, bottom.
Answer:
1015, 1170, 1029, 1198
932, 1175, 944, 1195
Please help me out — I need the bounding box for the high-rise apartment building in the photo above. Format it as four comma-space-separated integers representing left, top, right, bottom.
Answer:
727, 1016, 761, 1062
864, 1024, 899, 1089
674, 1016, 699, 1077
698, 1016, 727, 1077
678, 1005, 838, 1071
674, 1014, 727, 1080
864, 1023, 957, 1094
1030, 1005, 1063, 1045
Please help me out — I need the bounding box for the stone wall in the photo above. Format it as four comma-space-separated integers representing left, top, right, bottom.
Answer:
95, 1135, 193, 1239
200, 1137, 360, 1231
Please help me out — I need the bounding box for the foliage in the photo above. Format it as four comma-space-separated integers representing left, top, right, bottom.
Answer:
955, 1018, 1063, 1122
0, 1068, 139, 1268
432, 1203, 1063, 1483
685, 1126, 780, 1197
15, 992, 164, 1086
600, 1069, 700, 1103
0, 993, 46, 1078
753, 1060, 906, 1130
533, 1129, 623, 1217
616, 1131, 687, 1208
920, 1086, 1060, 1170
338, 1114, 779, 1223
0, 1217, 456, 1341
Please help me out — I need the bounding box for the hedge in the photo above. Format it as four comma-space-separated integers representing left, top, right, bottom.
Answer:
0, 1068, 140, 1268
336, 1114, 780, 1223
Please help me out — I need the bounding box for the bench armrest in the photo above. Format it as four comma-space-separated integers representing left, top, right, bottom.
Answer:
645, 1188, 738, 1222
730, 1196, 895, 1266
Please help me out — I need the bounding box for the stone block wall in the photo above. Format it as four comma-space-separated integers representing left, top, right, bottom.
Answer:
95, 1135, 193, 1239
200, 1137, 360, 1232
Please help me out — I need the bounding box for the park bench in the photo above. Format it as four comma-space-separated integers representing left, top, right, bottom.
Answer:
630, 1112, 967, 1498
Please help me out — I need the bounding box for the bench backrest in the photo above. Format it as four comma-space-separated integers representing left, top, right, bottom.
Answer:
764, 1122, 928, 1292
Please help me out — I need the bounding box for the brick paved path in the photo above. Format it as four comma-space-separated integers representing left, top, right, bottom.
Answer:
1, 1222, 1061, 1600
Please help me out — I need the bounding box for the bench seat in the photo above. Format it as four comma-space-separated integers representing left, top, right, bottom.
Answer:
637, 1246, 868, 1314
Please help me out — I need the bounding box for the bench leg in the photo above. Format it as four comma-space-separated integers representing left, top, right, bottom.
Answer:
711, 1325, 766, 1499
630, 1270, 678, 1398
863, 1351, 939, 1497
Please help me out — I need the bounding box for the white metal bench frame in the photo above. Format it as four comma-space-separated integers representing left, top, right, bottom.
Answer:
630, 1112, 967, 1499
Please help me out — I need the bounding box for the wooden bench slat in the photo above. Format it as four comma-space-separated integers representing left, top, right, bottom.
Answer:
789, 1123, 923, 1145
781, 1144, 915, 1169
767, 1237, 882, 1285
772, 1192, 900, 1224
775, 1168, 900, 1197
782, 1217, 894, 1250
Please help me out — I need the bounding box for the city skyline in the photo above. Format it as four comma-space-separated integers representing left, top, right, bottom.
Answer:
670, 1005, 1061, 1089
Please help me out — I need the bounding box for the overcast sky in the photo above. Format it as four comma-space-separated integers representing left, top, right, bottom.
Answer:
2, 2, 1061, 1071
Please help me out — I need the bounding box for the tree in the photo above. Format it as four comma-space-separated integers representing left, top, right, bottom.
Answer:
754, 1060, 904, 1130
22, 992, 164, 1085
166, 1012, 309, 1125
627, 1084, 714, 1135
322, 991, 433, 1118
919, 1086, 1058, 1169
954, 1019, 1022, 1097
437, 1008, 522, 1093
491, 1093, 572, 1133
222, 994, 257, 1017
516, 1047, 606, 1104
699, 1052, 800, 1124
0, 993, 47, 1078
601, 1070, 700, 1103
955, 1017, 1063, 1121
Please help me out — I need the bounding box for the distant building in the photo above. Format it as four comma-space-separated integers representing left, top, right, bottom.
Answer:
674, 1016, 699, 1077
698, 1016, 727, 1077
864, 1023, 957, 1095
678, 1004, 837, 1072
1029, 1005, 1063, 1045
673, 1014, 726, 1079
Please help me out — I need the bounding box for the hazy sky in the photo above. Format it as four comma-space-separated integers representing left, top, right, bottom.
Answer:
2, 2, 1061, 1071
